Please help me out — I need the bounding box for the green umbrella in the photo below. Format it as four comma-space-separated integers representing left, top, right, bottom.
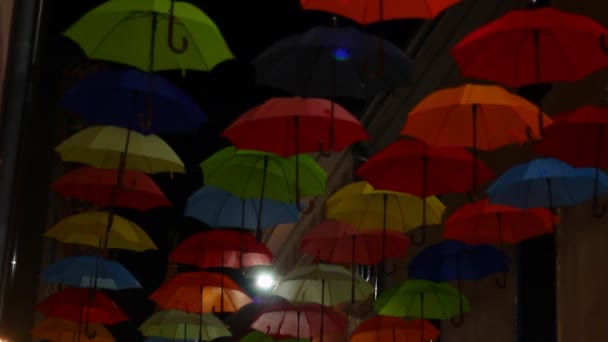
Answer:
139, 309, 231, 341
63, 0, 234, 72
240, 331, 274, 342
201, 147, 327, 239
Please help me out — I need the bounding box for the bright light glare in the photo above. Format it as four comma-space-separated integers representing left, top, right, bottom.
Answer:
255, 273, 275, 290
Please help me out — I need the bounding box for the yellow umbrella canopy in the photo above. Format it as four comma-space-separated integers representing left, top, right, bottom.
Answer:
326, 181, 445, 233
32, 318, 115, 342
272, 264, 374, 305
44, 211, 157, 252
55, 125, 185, 174
139, 310, 231, 341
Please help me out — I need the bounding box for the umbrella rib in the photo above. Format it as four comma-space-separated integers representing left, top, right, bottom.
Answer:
88, 11, 145, 58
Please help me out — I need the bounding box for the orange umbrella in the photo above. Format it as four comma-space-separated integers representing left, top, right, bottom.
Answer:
32, 318, 115, 342
150, 271, 251, 314
350, 316, 439, 342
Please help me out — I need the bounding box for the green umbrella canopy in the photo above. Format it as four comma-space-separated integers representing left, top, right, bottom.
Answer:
139, 309, 231, 340
374, 279, 470, 320
201, 146, 327, 202
63, 0, 234, 72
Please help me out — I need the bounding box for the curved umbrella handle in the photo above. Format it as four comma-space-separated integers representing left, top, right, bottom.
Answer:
496, 271, 507, 289
451, 313, 464, 327
409, 228, 426, 246
167, 0, 188, 53
600, 34, 608, 54
297, 199, 314, 214
593, 202, 607, 218
85, 326, 97, 339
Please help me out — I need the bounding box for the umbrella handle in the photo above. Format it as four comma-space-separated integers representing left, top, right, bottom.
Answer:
496, 271, 507, 289
526, 126, 543, 142
593, 202, 607, 218
409, 228, 426, 246
600, 34, 608, 55
297, 199, 315, 214
85, 327, 97, 339
167, 0, 188, 53
318, 140, 333, 157
450, 313, 464, 327
466, 191, 478, 203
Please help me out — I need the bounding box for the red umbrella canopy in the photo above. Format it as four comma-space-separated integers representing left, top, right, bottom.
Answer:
300, 220, 410, 265
356, 139, 495, 196
51, 166, 171, 211
451, 7, 608, 87
250, 302, 348, 339
351, 316, 440, 342
534, 105, 608, 167
170, 229, 273, 269
443, 199, 556, 244
222, 97, 369, 157
35, 288, 128, 324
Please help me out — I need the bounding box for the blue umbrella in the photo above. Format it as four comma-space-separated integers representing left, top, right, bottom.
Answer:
254, 25, 413, 100
487, 158, 608, 210
41, 255, 141, 290
185, 186, 300, 230
61, 68, 205, 133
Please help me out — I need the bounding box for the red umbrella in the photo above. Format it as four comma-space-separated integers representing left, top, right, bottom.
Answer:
534, 105, 608, 216
222, 97, 368, 156
250, 302, 348, 340
300, 220, 409, 265
451, 7, 608, 88
36, 288, 127, 324
443, 199, 555, 286
350, 316, 440, 342
51, 166, 171, 211
170, 230, 273, 269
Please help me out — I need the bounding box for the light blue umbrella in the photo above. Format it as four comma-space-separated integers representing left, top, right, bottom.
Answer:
41, 255, 141, 290
487, 158, 608, 209
185, 186, 300, 230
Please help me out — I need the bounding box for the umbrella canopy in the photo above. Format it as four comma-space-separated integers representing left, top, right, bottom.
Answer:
63, 0, 233, 72
401, 84, 550, 148
201, 146, 327, 202
44, 211, 157, 251
51, 166, 171, 211
41, 255, 141, 290
299, 0, 462, 22
185, 186, 300, 230
55, 125, 185, 174
350, 316, 440, 342
139, 310, 231, 340
223, 97, 368, 156
254, 26, 413, 99
451, 7, 608, 87
36, 288, 128, 324
487, 158, 608, 208
61, 68, 206, 133
32, 318, 115, 342
170, 230, 273, 269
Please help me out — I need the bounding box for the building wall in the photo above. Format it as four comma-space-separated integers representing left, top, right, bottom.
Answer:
0, 0, 14, 110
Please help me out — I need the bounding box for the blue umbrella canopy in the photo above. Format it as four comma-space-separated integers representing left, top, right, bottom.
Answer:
185, 186, 301, 230
487, 158, 608, 208
61, 68, 206, 133
40, 255, 141, 290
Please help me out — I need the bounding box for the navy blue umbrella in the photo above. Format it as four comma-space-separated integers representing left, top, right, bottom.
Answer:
409, 240, 509, 325
61, 68, 206, 133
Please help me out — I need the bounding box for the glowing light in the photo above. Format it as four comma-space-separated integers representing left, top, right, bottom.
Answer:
332, 48, 350, 61
255, 273, 275, 290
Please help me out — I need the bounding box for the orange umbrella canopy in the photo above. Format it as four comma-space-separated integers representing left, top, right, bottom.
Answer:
401, 84, 552, 150
150, 271, 252, 313
350, 316, 440, 342
32, 318, 115, 342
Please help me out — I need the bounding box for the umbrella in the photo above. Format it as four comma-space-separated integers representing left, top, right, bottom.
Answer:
185, 186, 300, 230
350, 316, 440, 342
51, 166, 171, 211
451, 6, 608, 88
223, 97, 368, 156
401, 84, 550, 187
487, 158, 608, 211
41, 255, 142, 290
36, 288, 128, 325
223, 295, 290, 337
299, 0, 462, 22
145, 338, 195, 342
300, 220, 410, 265
202, 146, 327, 239
150, 271, 251, 313
55, 125, 185, 174
32, 318, 115, 342
61, 68, 206, 133
356, 139, 494, 243
239, 331, 275, 342
63, 0, 233, 72
408, 240, 508, 322
170, 230, 273, 269
139, 310, 231, 341
534, 105, 608, 216
250, 302, 348, 341
44, 211, 157, 252
253, 25, 413, 100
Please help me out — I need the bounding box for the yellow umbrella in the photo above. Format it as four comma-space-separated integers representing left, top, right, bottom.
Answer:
55, 125, 185, 174
32, 318, 115, 342
44, 211, 157, 251
326, 181, 445, 232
